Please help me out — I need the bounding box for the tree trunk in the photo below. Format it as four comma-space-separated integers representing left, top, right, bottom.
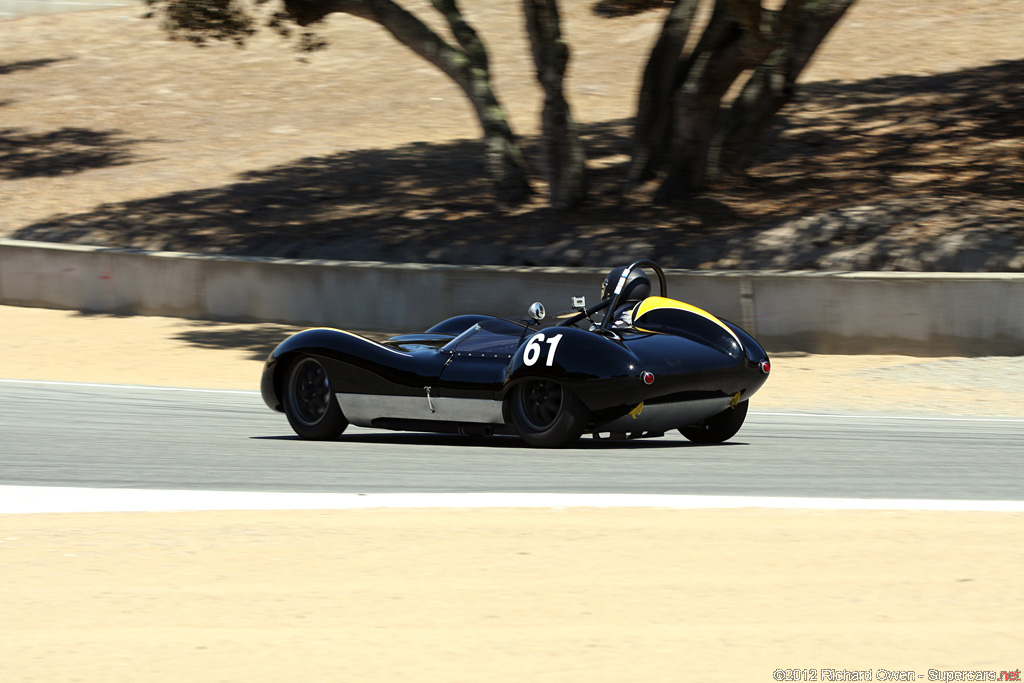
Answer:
713, 0, 855, 178
656, 0, 776, 200
284, 0, 532, 206
522, 0, 586, 211
627, 0, 701, 189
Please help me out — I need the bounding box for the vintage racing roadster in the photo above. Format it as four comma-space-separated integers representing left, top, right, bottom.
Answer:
261, 260, 770, 447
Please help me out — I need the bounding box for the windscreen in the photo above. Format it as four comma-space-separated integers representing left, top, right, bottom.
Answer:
441, 318, 529, 358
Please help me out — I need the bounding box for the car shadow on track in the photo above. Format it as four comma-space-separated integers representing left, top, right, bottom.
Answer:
251, 433, 744, 450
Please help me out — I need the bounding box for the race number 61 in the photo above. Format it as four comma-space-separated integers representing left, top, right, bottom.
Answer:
523, 333, 564, 367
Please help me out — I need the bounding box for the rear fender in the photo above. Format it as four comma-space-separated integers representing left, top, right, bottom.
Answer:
724, 320, 769, 364
501, 327, 643, 412
632, 297, 743, 359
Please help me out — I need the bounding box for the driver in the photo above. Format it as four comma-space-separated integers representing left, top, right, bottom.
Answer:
600, 266, 651, 329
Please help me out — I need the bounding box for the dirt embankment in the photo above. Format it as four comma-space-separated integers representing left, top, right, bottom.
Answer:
1, 0, 1022, 269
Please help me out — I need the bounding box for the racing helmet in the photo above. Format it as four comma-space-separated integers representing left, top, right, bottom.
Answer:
601, 266, 651, 303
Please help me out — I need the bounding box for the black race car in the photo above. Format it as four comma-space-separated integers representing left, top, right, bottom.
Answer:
261, 260, 770, 447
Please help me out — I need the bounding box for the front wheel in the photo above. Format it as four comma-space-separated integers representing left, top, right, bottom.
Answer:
680, 400, 748, 444
509, 380, 589, 448
282, 356, 348, 440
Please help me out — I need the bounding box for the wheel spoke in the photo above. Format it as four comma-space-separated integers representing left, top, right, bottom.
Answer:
511, 379, 587, 448
517, 380, 564, 430
282, 355, 348, 440
290, 359, 334, 426
539, 396, 560, 422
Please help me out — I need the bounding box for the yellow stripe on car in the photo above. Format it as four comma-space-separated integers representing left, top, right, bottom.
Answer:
633, 296, 741, 344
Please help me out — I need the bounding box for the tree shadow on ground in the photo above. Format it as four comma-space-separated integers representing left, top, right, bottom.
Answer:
12, 59, 1024, 269
1, 58, 150, 180
172, 321, 304, 361
171, 320, 389, 360
591, 0, 674, 18
750, 58, 1024, 211
0, 57, 72, 75
0, 127, 148, 180
67, 311, 306, 360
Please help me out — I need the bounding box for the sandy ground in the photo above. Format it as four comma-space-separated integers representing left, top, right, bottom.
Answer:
4, 303, 1024, 416
4, 509, 1023, 683
2, 304, 1024, 682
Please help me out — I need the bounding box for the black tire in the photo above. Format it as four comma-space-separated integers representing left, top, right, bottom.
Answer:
282, 356, 348, 440
680, 400, 749, 444
510, 380, 589, 448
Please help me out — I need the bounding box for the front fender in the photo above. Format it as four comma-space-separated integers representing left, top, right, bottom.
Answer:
261, 328, 352, 412
502, 327, 644, 412
260, 327, 431, 413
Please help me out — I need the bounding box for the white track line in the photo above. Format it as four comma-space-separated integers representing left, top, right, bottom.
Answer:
751, 411, 1024, 424
1, 487, 1022, 514
0, 378, 256, 394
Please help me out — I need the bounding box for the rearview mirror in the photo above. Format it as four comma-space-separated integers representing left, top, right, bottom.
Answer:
528, 302, 546, 322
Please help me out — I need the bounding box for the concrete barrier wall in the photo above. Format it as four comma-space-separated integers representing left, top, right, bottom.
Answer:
0, 0, 136, 19
3, 238, 1023, 356
746, 272, 1024, 356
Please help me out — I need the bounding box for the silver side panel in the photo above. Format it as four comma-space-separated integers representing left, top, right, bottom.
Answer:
597, 397, 733, 435
338, 393, 505, 427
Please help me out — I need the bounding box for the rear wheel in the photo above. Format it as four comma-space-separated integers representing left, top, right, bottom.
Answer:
680, 400, 748, 444
510, 380, 589, 448
282, 356, 348, 440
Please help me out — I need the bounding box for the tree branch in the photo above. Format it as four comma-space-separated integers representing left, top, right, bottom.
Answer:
282, 0, 533, 204
713, 0, 855, 177
431, 0, 489, 71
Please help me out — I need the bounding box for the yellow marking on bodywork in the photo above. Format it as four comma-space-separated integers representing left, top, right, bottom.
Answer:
730, 392, 742, 408
629, 402, 644, 419
634, 296, 740, 344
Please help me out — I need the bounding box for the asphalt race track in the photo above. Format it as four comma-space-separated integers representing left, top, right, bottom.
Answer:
2, 379, 1022, 502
